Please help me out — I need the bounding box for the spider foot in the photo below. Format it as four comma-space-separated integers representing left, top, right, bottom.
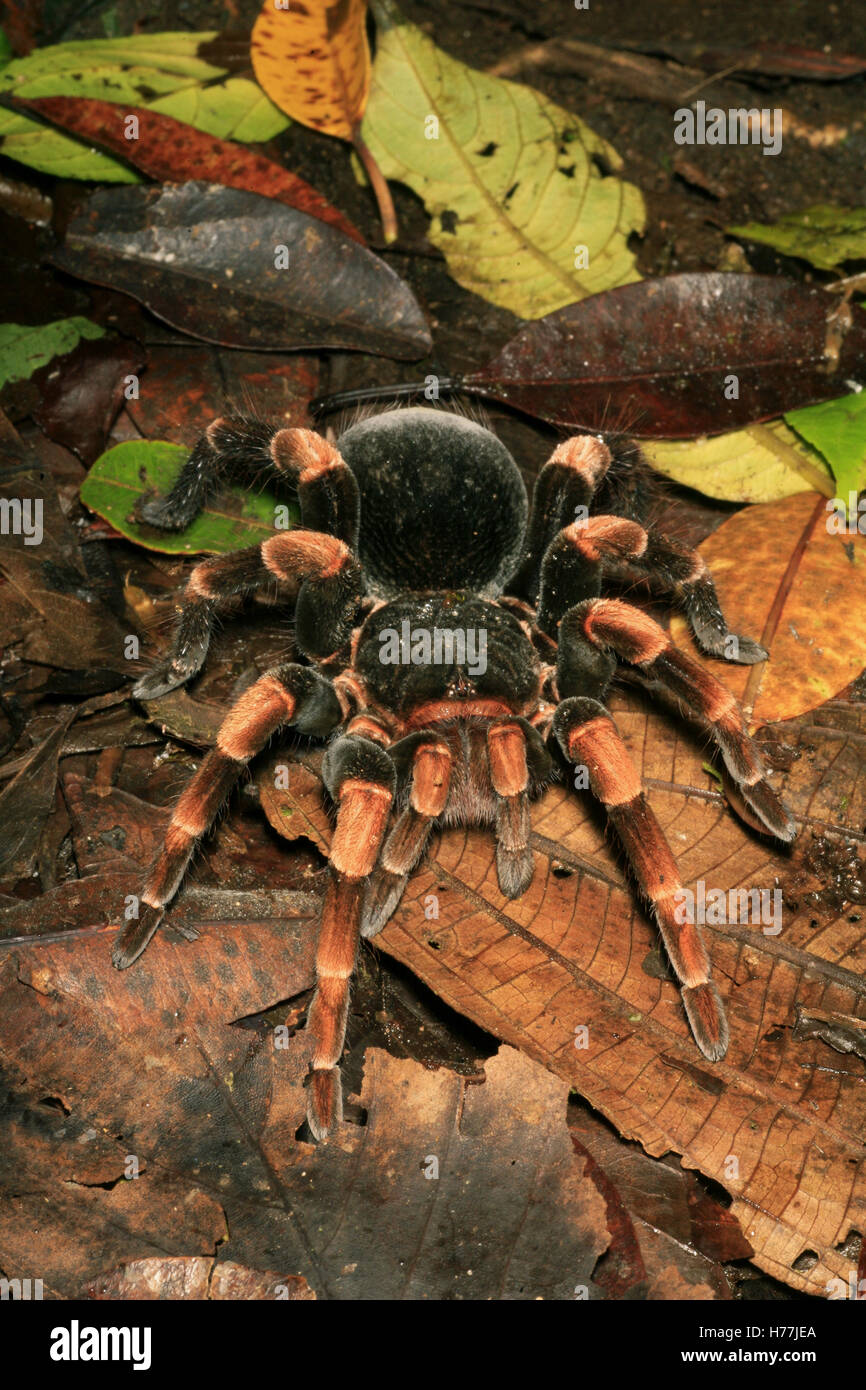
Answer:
738, 777, 797, 843
496, 843, 534, 899
134, 489, 198, 532
307, 1066, 342, 1142
132, 651, 205, 700
704, 632, 768, 666
112, 903, 166, 969
681, 982, 730, 1063
361, 869, 406, 939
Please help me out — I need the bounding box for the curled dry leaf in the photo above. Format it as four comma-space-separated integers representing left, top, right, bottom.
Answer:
668, 492, 866, 725
50, 182, 431, 359
87, 1257, 316, 1300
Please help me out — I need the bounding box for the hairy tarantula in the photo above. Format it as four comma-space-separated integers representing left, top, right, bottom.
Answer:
114, 406, 796, 1140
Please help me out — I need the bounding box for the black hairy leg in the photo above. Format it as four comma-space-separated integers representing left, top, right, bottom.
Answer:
133, 528, 362, 699
137, 419, 360, 546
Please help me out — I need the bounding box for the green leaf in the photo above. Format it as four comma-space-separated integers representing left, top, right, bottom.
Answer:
0, 28, 14, 69
148, 77, 289, 143
728, 205, 866, 272
784, 392, 866, 501
81, 441, 294, 555
362, 1, 644, 318
0, 106, 141, 180
643, 420, 835, 503
0, 33, 225, 92
0, 32, 288, 179
0, 317, 105, 389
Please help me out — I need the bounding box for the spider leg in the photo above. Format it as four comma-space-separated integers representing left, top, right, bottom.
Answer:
361, 733, 453, 939
138, 419, 360, 547
307, 735, 396, 1140
511, 435, 612, 602
487, 718, 553, 897
133, 530, 362, 699
570, 598, 796, 841
553, 694, 729, 1061
112, 665, 342, 968
536, 515, 767, 663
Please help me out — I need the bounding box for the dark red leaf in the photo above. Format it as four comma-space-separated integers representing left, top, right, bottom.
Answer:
464, 273, 866, 437
49, 182, 432, 360
32, 335, 146, 464
17, 95, 366, 245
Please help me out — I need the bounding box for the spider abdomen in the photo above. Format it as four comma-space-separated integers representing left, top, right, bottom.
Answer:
337, 407, 528, 599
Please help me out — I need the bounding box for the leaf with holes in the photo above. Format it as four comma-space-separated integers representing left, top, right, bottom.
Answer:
360, 0, 644, 316
80, 440, 290, 555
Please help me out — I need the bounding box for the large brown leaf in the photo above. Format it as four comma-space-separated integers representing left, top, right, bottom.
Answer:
366, 681, 866, 1297
50, 182, 431, 359
462, 274, 866, 437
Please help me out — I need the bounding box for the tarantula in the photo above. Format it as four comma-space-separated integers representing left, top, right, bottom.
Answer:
114, 406, 796, 1139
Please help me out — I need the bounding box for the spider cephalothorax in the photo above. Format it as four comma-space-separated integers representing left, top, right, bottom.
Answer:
115, 406, 795, 1139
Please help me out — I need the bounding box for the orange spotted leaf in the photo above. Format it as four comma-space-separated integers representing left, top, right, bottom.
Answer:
251, 0, 396, 239
251, 0, 371, 140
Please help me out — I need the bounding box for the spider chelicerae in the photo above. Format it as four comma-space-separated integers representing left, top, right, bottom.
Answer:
114, 405, 796, 1139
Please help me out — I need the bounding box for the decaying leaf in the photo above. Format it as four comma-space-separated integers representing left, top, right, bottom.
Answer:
461, 274, 866, 436
18, 96, 364, 244
50, 182, 431, 359
361, 0, 644, 316
251, 0, 370, 140
668, 492, 866, 725
252, 0, 396, 241
368, 676, 866, 1298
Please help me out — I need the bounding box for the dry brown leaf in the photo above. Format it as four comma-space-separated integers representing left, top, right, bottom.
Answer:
87, 1257, 315, 1300
669, 492, 866, 725
364, 682, 866, 1298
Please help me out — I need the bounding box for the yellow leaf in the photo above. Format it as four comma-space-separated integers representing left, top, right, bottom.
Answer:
251, 0, 371, 139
